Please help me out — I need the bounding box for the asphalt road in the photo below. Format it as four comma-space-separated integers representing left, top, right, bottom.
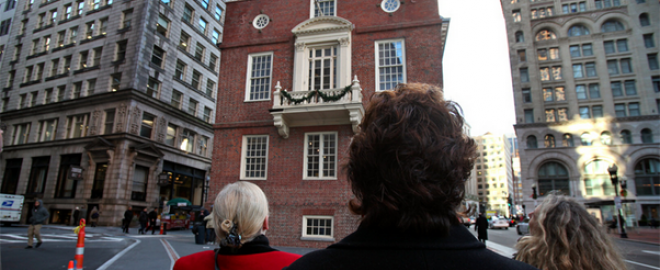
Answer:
467, 224, 660, 270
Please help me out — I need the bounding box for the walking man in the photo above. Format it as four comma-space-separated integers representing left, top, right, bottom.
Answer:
123, 206, 133, 233
475, 213, 489, 245
138, 208, 148, 234
148, 208, 158, 235
26, 200, 49, 249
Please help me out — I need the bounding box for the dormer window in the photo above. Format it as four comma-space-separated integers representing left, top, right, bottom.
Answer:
311, 0, 336, 17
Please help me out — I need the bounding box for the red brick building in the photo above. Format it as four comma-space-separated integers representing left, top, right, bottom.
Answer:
211, 0, 449, 248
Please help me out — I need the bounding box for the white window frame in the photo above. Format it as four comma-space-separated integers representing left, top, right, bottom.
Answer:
244, 52, 273, 102
12, 123, 31, 145
303, 131, 338, 180
38, 118, 58, 142
310, 0, 336, 18
301, 215, 334, 240
65, 114, 90, 138
239, 135, 269, 180
375, 39, 407, 91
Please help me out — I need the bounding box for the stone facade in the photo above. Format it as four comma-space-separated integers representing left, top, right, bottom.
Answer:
0, 0, 226, 226
501, 0, 660, 223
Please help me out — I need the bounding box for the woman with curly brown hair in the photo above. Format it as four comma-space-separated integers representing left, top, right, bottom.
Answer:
286, 83, 537, 270
515, 195, 627, 270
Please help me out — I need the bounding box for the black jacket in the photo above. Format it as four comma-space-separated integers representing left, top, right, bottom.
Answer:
148, 210, 158, 220
475, 215, 489, 240
124, 210, 134, 222
285, 225, 538, 270
139, 211, 149, 223
29, 200, 50, 225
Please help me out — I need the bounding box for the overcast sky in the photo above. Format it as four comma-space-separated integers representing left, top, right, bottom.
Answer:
437, 0, 516, 137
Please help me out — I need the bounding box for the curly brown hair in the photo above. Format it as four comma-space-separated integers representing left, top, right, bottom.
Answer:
346, 83, 476, 235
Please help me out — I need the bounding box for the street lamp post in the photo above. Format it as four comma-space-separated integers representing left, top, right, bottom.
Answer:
531, 184, 538, 207
607, 164, 628, 239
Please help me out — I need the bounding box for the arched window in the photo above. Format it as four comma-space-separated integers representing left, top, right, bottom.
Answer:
601, 20, 625, 32
641, 128, 654, 143
562, 134, 574, 147
600, 131, 613, 145
568, 25, 590, 36
580, 132, 593, 146
544, 134, 556, 148
527, 135, 538, 149
583, 159, 616, 196
639, 13, 650, 26
538, 162, 570, 196
635, 158, 659, 196
535, 29, 557, 41
620, 130, 632, 144
515, 31, 525, 43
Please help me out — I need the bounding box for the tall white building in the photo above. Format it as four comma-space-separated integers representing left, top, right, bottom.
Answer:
474, 132, 515, 216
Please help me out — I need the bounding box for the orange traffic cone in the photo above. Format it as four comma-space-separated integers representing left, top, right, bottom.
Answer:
67, 260, 74, 270
74, 219, 86, 270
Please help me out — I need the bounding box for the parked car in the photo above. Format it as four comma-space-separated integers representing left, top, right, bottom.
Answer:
460, 216, 471, 227
516, 221, 529, 235
489, 217, 509, 229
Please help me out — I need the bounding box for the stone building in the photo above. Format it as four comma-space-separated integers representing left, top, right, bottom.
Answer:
501, 0, 659, 223
211, 0, 449, 247
473, 133, 515, 217
0, 0, 226, 226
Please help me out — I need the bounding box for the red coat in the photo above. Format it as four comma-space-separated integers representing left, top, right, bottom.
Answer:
173, 235, 301, 270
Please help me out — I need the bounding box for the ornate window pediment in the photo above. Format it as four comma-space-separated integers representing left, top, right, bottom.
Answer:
292, 16, 353, 36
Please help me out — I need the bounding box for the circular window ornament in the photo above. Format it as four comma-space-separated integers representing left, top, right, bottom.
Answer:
253, 14, 270, 30
381, 0, 401, 13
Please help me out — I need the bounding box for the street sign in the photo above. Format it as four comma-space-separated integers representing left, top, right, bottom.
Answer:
614, 196, 622, 210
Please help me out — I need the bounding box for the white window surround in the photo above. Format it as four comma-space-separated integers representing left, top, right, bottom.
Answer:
381, 0, 401, 13
303, 131, 338, 180
309, 0, 336, 18
375, 39, 407, 91
253, 14, 270, 30
291, 16, 354, 92
244, 52, 274, 102
301, 215, 334, 241
239, 135, 269, 180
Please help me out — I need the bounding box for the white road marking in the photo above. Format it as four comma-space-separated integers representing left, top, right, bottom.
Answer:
642, 250, 660, 256
624, 260, 660, 270
160, 239, 180, 270
96, 239, 141, 270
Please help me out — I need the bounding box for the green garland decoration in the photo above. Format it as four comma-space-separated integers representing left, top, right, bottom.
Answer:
280, 83, 354, 105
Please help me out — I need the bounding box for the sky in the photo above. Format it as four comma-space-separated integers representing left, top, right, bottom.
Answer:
436, 0, 516, 137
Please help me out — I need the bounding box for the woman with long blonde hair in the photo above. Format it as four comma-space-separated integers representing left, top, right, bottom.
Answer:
515, 195, 627, 270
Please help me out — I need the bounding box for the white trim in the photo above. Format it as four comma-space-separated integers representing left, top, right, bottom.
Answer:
375, 39, 407, 91
302, 132, 338, 180
244, 52, 274, 102
381, 0, 401, 13
252, 14, 270, 30
309, 0, 337, 18
239, 135, 269, 180
301, 215, 334, 240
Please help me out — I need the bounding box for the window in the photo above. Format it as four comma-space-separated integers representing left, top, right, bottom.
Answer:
557, 108, 568, 121
302, 216, 333, 239
526, 135, 537, 149
146, 77, 160, 98
579, 106, 591, 119
78, 51, 88, 69
12, 123, 31, 145
209, 54, 218, 71
537, 48, 559, 61
24, 66, 33, 83
588, 84, 600, 99
522, 88, 532, 103
518, 50, 526, 62
601, 20, 624, 32
653, 76, 660, 93
621, 130, 632, 143
544, 135, 555, 147
160, 0, 171, 6
539, 66, 562, 81
215, 5, 224, 21
569, 45, 581, 58
635, 158, 660, 196
203, 107, 212, 123
206, 79, 215, 97
1, 159, 22, 194
111, 73, 121, 91
171, 90, 182, 109
140, 113, 154, 138
562, 134, 574, 147
624, 80, 637, 95
192, 70, 202, 90
520, 68, 529, 82
611, 81, 623, 97
538, 162, 570, 196
92, 47, 102, 67
57, 31, 65, 47
212, 29, 220, 44
56, 85, 65, 102
194, 44, 205, 61
198, 136, 208, 156
87, 79, 96, 95
85, 21, 95, 38
35, 63, 44, 81
585, 62, 597, 77
99, 17, 108, 35
4, 0, 16, 11
6, 70, 15, 88
13, 44, 21, 61
246, 53, 273, 101
615, 103, 627, 117
165, 124, 177, 146
115, 40, 127, 61
0, 19, 11, 36
531, 7, 554, 19
180, 129, 195, 152
27, 157, 50, 194
175, 60, 186, 80
240, 135, 269, 179
104, 109, 115, 134
44, 88, 53, 104
156, 14, 169, 36
620, 58, 633, 73
600, 131, 613, 145
198, 18, 207, 34
307, 46, 339, 91
131, 166, 149, 201
76, 1, 84, 16
629, 102, 640, 116
592, 105, 603, 118
580, 132, 593, 146
543, 86, 565, 102
63, 4, 72, 20
313, 0, 336, 17
644, 34, 656, 48
200, 0, 209, 9
584, 160, 616, 196
68, 27, 78, 44
607, 60, 619, 75
122, 9, 133, 29
304, 132, 337, 179
524, 109, 534, 123
38, 119, 57, 142
512, 10, 521, 22
188, 98, 198, 116
639, 13, 650, 26
648, 54, 659, 70
568, 25, 590, 36
572, 64, 584, 78
66, 114, 89, 138
179, 32, 191, 51
183, 4, 194, 23
515, 31, 524, 43
72, 82, 82, 98
535, 29, 556, 41
151, 46, 165, 67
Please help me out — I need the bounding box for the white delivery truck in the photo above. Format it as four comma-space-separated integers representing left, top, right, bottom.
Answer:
0, 194, 24, 226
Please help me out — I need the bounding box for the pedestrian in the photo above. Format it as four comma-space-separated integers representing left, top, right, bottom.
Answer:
26, 200, 50, 249
204, 210, 216, 245
123, 206, 133, 233
515, 195, 627, 270
148, 208, 158, 235
173, 182, 301, 270
475, 213, 489, 244
90, 207, 100, 227
72, 206, 80, 226
285, 83, 537, 270
138, 208, 149, 234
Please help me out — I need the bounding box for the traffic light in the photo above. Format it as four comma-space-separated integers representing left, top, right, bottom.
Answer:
532, 186, 538, 200
507, 196, 512, 207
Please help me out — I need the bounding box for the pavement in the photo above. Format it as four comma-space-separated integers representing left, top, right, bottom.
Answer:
609, 227, 660, 246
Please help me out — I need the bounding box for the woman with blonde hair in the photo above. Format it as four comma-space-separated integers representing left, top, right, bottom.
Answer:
174, 181, 301, 270
515, 195, 627, 270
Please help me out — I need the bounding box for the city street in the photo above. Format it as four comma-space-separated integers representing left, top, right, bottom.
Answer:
0, 225, 658, 269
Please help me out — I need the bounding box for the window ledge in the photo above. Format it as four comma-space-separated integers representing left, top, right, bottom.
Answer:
33, 23, 55, 34
112, 58, 126, 66
27, 51, 49, 60
39, 0, 60, 8
23, 8, 31, 15
20, 80, 42, 88
173, 77, 215, 102
302, 178, 338, 181
176, 47, 218, 75
80, 34, 106, 44
300, 237, 335, 242
15, 34, 25, 40
117, 26, 132, 34
45, 72, 70, 81
73, 65, 101, 75
9, 60, 19, 65
3, 87, 12, 91
86, 4, 113, 16
58, 15, 81, 26
52, 43, 76, 53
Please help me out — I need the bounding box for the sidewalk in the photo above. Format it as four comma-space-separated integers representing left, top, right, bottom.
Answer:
609, 227, 660, 246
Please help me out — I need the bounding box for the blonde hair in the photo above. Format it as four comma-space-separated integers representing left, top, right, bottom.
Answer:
515, 195, 627, 270
213, 181, 269, 247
